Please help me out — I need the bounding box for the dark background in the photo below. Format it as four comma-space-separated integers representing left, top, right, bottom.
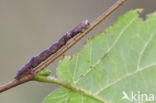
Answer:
0, 0, 155, 103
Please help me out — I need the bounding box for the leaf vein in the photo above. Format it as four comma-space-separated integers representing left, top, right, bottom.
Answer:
137, 29, 156, 70
95, 62, 156, 95
75, 15, 138, 84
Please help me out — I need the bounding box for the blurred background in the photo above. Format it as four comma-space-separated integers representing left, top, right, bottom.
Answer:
0, 0, 155, 103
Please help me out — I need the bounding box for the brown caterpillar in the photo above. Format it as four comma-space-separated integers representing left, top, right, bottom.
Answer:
15, 20, 90, 80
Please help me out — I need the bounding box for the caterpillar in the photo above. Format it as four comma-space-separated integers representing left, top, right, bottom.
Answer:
15, 20, 90, 80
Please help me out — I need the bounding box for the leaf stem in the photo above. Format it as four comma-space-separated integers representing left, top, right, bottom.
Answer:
34, 75, 107, 103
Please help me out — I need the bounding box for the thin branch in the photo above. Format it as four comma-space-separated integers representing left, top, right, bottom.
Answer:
0, 80, 19, 92
0, 75, 33, 92
34, 0, 127, 74
15, 20, 90, 80
0, 0, 127, 93
34, 75, 107, 103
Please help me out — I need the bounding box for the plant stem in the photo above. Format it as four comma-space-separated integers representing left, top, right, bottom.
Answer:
34, 0, 127, 74
34, 75, 107, 103
0, 80, 19, 92
0, 0, 127, 93
0, 75, 33, 92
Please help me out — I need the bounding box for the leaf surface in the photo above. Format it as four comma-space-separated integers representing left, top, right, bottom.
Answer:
44, 9, 156, 103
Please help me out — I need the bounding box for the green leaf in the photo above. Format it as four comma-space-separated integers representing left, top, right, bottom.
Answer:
43, 9, 156, 103
35, 69, 51, 77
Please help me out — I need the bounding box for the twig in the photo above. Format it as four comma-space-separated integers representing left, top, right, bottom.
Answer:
34, 0, 127, 74
0, 0, 127, 93
15, 20, 90, 80
0, 75, 33, 92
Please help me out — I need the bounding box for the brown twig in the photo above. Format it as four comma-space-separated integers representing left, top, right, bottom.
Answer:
0, 0, 127, 93
0, 75, 33, 92
15, 20, 90, 80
